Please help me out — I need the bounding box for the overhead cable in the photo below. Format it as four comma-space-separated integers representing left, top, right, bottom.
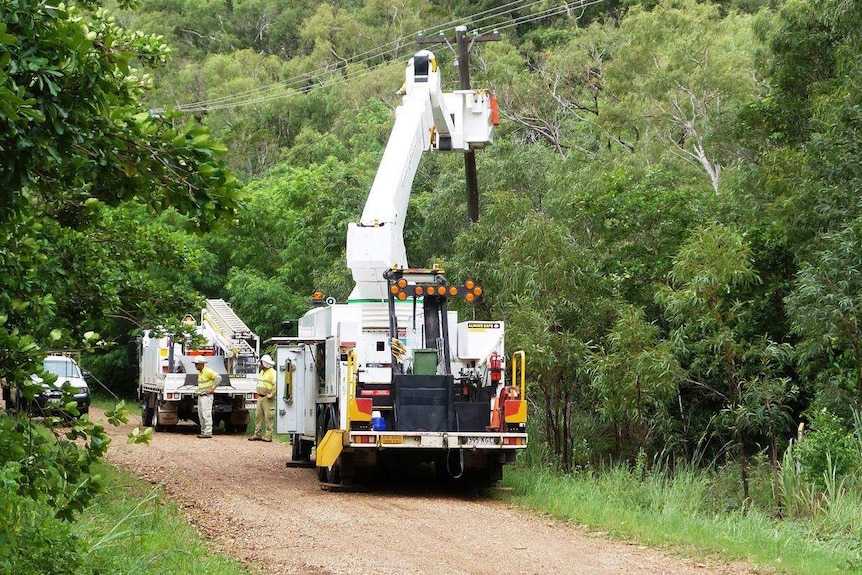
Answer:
171, 0, 607, 113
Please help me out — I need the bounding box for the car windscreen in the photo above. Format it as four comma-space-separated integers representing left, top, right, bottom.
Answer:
43, 359, 82, 379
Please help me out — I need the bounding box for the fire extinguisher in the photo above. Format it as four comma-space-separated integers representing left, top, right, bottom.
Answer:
489, 352, 502, 384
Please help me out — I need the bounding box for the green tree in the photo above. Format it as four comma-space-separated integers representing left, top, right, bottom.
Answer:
786, 221, 862, 411
486, 211, 611, 471
602, 0, 759, 191
589, 305, 682, 456
656, 223, 760, 503
0, 3, 240, 568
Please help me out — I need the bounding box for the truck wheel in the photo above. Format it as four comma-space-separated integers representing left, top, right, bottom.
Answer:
153, 408, 165, 432
300, 439, 314, 462
325, 459, 342, 484
142, 405, 155, 428
315, 408, 327, 444
291, 435, 301, 461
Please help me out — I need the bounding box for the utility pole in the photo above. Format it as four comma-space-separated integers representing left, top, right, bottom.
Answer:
418, 25, 499, 222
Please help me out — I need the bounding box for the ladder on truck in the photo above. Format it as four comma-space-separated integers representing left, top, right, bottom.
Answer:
203, 299, 260, 360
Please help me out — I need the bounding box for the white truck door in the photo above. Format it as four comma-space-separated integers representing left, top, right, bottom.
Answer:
275, 346, 304, 434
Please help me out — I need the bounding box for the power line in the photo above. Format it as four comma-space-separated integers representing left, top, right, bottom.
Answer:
173, 0, 550, 112
488, 0, 608, 34
170, 0, 607, 113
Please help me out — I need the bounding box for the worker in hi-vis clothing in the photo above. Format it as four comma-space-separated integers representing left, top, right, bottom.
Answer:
193, 357, 221, 438
249, 354, 276, 442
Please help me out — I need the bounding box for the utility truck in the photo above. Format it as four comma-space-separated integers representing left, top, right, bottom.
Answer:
269, 49, 527, 486
139, 299, 259, 432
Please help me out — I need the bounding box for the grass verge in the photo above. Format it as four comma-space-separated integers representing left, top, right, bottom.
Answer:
501, 465, 862, 575
74, 462, 255, 574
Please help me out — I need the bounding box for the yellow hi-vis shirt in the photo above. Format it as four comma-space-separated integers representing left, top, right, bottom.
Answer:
197, 366, 222, 390
257, 367, 276, 396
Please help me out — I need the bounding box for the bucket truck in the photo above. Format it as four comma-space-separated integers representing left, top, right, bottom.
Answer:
269, 50, 527, 486
139, 299, 259, 433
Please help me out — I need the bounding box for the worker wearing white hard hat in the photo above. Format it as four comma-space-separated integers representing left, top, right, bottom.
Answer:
193, 356, 221, 438
249, 354, 276, 442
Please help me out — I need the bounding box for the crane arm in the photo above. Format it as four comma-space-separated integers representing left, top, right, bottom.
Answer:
346, 50, 495, 302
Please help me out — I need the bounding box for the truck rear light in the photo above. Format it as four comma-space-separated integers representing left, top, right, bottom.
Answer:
503, 437, 524, 446
352, 435, 375, 444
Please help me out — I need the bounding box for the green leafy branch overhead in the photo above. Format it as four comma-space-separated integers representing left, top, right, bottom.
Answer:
0, 0, 244, 230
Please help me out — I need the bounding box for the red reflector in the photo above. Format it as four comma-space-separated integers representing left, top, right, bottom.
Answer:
504, 399, 522, 417
359, 389, 391, 396
355, 397, 373, 415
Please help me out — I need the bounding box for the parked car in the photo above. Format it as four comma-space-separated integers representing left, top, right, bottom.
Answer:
2, 354, 91, 416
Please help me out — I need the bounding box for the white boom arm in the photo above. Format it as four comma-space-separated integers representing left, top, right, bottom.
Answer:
346, 50, 495, 301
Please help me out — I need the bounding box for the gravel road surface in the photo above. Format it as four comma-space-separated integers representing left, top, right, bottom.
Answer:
98, 409, 758, 575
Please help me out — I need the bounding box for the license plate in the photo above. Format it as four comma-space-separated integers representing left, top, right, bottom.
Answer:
47, 397, 62, 404
465, 436, 496, 446
380, 435, 403, 444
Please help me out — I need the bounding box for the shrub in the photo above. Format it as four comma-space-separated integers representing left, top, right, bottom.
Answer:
794, 409, 858, 485
0, 463, 84, 575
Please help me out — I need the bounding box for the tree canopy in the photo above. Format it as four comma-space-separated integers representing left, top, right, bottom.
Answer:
5, 0, 862, 545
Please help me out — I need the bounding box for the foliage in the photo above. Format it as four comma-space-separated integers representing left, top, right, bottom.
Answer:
589, 305, 682, 454
0, 465, 82, 575
0, 0, 234, 571
786, 220, 862, 407
794, 409, 858, 486
114, 0, 857, 488
6, 0, 862, 555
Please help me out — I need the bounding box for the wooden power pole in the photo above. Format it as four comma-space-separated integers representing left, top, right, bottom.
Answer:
418, 25, 499, 222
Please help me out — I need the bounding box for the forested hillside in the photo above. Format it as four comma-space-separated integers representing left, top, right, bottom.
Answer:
106, 0, 862, 481
4, 0, 862, 563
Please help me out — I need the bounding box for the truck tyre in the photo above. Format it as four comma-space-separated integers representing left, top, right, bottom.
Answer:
291, 435, 301, 461
300, 439, 313, 461
143, 405, 155, 428
325, 458, 342, 484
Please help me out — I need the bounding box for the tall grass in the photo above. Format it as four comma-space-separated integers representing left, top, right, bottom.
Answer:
73, 463, 254, 575
502, 459, 862, 574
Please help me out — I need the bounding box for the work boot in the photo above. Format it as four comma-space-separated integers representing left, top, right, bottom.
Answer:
248, 436, 261, 441
262, 437, 272, 442
197, 434, 212, 439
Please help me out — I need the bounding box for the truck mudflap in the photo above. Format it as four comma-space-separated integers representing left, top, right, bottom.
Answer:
317, 429, 345, 468
345, 431, 527, 449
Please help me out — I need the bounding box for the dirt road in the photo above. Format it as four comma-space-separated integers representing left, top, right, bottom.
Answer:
99, 410, 755, 575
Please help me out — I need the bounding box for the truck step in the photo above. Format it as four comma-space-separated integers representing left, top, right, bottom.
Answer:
320, 482, 367, 492
284, 460, 315, 469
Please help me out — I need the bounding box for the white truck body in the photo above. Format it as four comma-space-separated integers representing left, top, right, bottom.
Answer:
138, 299, 259, 433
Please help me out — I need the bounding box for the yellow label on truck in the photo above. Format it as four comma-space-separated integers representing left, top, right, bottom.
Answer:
380, 435, 403, 444
467, 322, 501, 332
